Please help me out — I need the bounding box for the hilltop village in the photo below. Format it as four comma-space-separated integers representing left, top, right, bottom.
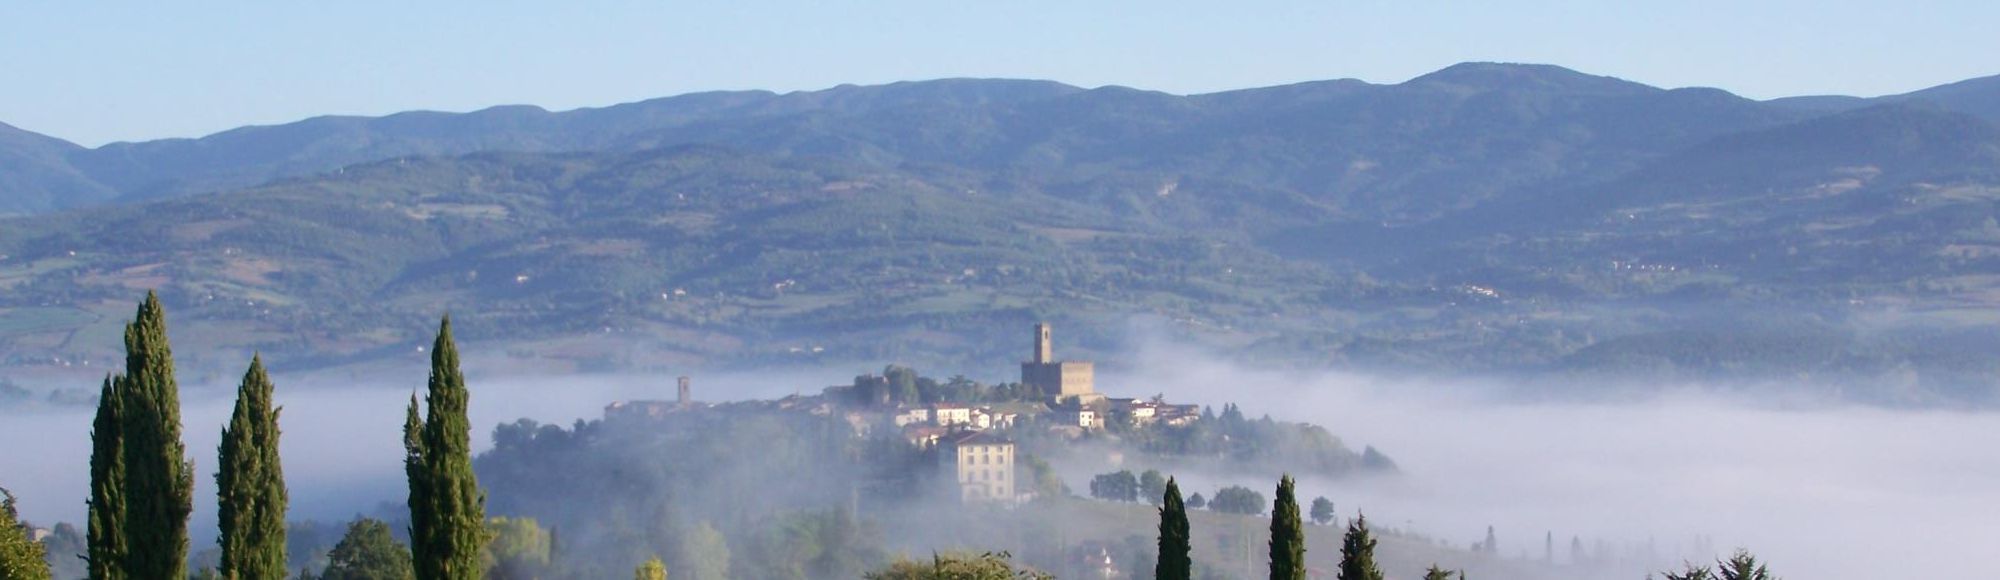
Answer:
603, 324, 1204, 503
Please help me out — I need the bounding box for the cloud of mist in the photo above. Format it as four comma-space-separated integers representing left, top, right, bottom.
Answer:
4, 336, 1997, 580
1101, 338, 2000, 580
0, 362, 835, 541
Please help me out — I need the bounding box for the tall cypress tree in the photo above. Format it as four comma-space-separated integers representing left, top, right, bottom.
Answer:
1155, 477, 1190, 580
404, 317, 487, 580
87, 376, 127, 580
1268, 475, 1305, 580
117, 292, 194, 579
402, 394, 428, 576
1337, 514, 1383, 580
217, 356, 288, 579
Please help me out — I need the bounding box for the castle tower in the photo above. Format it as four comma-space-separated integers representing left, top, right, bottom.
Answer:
1034, 323, 1053, 364
677, 376, 692, 408
1021, 323, 1097, 403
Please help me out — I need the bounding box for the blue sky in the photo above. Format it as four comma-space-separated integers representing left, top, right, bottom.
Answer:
3, 0, 1995, 146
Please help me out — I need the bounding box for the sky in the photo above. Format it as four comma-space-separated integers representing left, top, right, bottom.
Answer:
2, 0, 1997, 147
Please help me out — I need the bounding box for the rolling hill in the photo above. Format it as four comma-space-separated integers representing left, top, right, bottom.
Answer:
5, 62, 2000, 404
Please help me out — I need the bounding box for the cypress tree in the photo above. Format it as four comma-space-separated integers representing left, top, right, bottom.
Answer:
87, 376, 127, 580
1716, 550, 1774, 580
1155, 477, 1190, 580
404, 317, 487, 580
1336, 514, 1383, 580
1267, 475, 1305, 580
117, 292, 194, 579
217, 356, 288, 579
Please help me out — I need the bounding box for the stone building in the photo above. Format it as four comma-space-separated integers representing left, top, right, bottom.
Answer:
940, 431, 1016, 503
1020, 323, 1100, 404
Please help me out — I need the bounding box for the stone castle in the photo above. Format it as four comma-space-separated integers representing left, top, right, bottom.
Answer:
1020, 323, 1100, 404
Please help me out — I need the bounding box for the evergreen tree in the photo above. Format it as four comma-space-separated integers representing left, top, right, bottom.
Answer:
320, 518, 414, 580
1154, 477, 1190, 580
217, 356, 288, 580
87, 376, 126, 580
0, 488, 52, 580
1421, 564, 1458, 580
1716, 550, 1775, 580
404, 317, 489, 580
1309, 497, 1335, 526
1267, 475, 1305, 580
635, 557, 666, 580
1662, 564, 1715, 580
117, 292, 194, 579
1209, 486, 1264, 516
1139, 470, 1168, 506
401, 392, 427, 571
1336, 514, 1383, 580
1664, 549, 1775, 580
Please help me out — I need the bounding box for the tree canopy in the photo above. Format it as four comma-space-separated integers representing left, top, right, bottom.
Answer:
864, 552, 1052, 580
0, 488, 52, 580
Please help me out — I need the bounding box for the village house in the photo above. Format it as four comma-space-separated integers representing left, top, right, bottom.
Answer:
1055, 407, 1100, 429
1158, 404, 1202, 426
939, 431, 1016, 503
902, 424, 950, 447
893, 406, 932, 427
1108, 398, 1159, 425
932, 403, 974, 427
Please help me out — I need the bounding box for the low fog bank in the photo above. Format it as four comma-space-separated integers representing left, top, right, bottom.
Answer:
4, 340, 1997, 579
1104, 340, 2000, 580
0, 364, 838, 534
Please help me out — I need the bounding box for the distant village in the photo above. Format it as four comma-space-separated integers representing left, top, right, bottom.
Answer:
603, 323, 1202, 504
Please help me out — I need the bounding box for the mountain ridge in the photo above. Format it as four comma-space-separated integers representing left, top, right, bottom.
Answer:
6, 63, 2000, 401
6, 63, 1999, 216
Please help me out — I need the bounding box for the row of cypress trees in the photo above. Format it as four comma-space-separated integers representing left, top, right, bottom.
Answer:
80, 293, 486, 580
1151, 473, 1455, 580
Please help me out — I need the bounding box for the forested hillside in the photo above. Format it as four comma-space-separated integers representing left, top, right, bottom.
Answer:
5, 63, 2000, 402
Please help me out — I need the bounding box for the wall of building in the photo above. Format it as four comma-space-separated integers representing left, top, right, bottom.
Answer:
950, 442, 1015, 502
